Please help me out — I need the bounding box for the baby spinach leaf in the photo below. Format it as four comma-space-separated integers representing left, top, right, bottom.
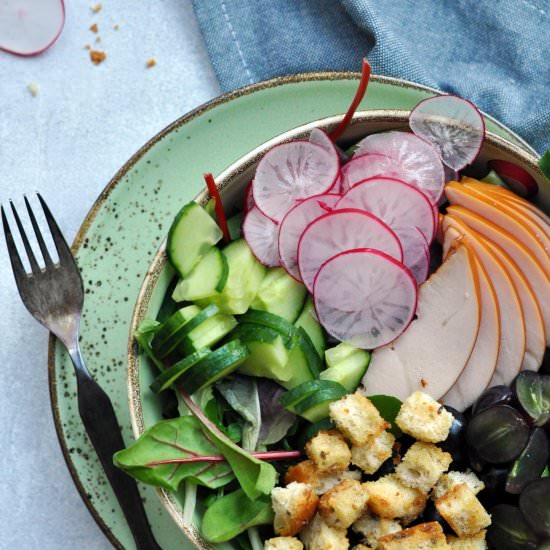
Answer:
539, 150, 550, 180
217, 376, 261, 451
134, 319, 164, 371
201, 488, 274, 543
369, 394, 403, 436
257, 379, 296, 446
179, 389, 277, 501
113, 416, 234, 492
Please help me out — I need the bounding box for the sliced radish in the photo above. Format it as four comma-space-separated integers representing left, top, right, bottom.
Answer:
310, 128, 340, 162
278, 193, 341, 281
341, 152, 404, 192
297, 209, 403, 293
444, 164, 460, 183
409, 95, 485, 171
403, 228, 430, 284
313, 248, 418, 349
353, 131, 445, 204
336, 176, 436, 244
487, 159, 539, 198
242, 206, 279, 267
244, 181, 255, 211
0, 0, 65, 56
329, 174, 343, 194
253, 141, 339, 221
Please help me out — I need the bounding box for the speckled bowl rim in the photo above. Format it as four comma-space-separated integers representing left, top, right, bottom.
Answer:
127, 108, 545, 549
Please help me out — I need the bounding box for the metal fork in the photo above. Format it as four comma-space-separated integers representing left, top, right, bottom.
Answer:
2, 195, 162, 550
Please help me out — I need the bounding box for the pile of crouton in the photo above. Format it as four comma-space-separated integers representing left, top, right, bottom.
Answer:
265, 391, 491, 550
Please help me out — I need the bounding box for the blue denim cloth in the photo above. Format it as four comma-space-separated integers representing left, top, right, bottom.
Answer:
192, 0, 550, 154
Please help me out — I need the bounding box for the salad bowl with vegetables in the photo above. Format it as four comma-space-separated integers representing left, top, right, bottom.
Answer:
123, 66, 550, 549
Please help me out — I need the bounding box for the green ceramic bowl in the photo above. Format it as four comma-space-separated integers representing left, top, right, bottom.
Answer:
127, 110, 548, 549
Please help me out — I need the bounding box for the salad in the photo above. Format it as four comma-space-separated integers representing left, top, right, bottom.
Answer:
116, 61, 550, 549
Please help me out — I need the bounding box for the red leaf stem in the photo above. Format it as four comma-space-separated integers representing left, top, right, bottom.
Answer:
144, 450, 302, 467
330, 58, 371, 143
204, 172, 231, 243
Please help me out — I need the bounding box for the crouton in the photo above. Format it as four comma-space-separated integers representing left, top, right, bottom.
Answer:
395, 392, 454, 443
447, 530, 487, 549
284, 460, 361, 495
318, 479, 369, 529
305, 430, 351, 472
272, 482, 319, 536
352, 513, 402, 547
264, 536, 304, 550
329, 392, 389, 445
435, 484, 491, 537
364, 474, 428, 522
299, 513, 349, 550
377, 521, 450, 549
395, 442, 452, 493
433, 471, 485, 501
351, 430, 395, 474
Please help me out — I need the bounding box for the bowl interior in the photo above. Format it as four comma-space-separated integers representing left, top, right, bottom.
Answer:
127, 110, 549, 548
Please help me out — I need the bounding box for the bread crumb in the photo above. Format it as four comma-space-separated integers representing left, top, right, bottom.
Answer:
28, 83, 39, 97
90, 23, 98, 33
91, 3, 102, 13
146, 58, 157, 68
90, 50, 106, 65
95, 36, 101, 43
113, 24, 120, 31
84, 44, 91, 50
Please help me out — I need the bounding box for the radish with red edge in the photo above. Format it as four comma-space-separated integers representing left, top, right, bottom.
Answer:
313, 248, 417, 349
242, 206, 279, 267
402, 227, 430, 284
336, 176, 436, 244
297, 209, 403, 293
244, 181, 255, 211
341, 152, 409, 192
0, 0, 65, 56
278, 193, 341, 281
409, 95, 485, 171
310, 128, 340, 163
252, 141, 339, 221
444, 164, 460, 183
488, 159, 539, 198
353, 131, 445, 204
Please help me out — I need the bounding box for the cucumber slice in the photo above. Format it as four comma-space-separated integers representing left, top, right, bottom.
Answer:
198, 239, 266, 314
282, 328, 322, 390
325, 342, 359, 367
251, 267, 307, 322
237, 310, 296, 343
321, 346, 370, 393
294, 296, 326, 357
151, 305, 200, 354
227, 211, 244, 240
181, 340, 250, 394
294, 383, 347, 422
280, 379, 346, 411
234, 325, 291, 382
178, 312, 238, 356
150, 348, 211, 393
481, 169, 507, 188
171, 247, 229, 302
167, 202, 223, 277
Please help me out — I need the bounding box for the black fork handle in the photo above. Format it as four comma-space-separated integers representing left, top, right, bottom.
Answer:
74, 367, 162, 550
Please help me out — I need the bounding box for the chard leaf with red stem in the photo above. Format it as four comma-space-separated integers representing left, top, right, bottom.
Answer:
204, 172, 231, 243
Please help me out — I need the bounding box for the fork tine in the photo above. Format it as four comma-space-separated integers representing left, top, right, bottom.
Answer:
2, 205, 29, 281
9, 201, 41, 275
24, 196, 54, 267
36, 193, 75, 266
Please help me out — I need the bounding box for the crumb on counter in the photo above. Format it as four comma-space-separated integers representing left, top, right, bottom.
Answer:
113, 24, 120, 30
28, 83, 39, 97
90, 23, 99, 33
146, 58, 157, 68
90, 50, 106, 65
95, 36, 101, 43
91, 3, 102, 13
84, 44, 91, 50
